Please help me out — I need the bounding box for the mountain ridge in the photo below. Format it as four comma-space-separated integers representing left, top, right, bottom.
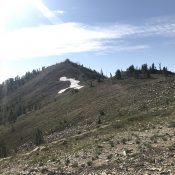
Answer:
0, 59, 104, 124
1, 59, 175, 174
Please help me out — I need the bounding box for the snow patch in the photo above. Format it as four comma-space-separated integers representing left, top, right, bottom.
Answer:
58, 77, 84, 94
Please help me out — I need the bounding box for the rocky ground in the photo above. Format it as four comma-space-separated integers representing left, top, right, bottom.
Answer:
1, 77, 175, 174
1, 115, 175, 175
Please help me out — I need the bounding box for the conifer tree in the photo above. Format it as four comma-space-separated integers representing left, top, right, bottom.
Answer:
115, 69, 122, 79
127, 65, 135, 77
162, 67, 168, 77
141, 64, 150, 78
34, 129, 44, 146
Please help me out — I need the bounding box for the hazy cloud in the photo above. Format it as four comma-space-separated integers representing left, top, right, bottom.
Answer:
0, 19, 175, 61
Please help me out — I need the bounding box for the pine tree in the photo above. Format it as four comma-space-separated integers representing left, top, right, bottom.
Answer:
115, 69, 122, 79
127, 65, 135, 77
150, 63, 156, 73
34, 129, 44, 146
162, 67, 168, 77
141, 64, 150, 78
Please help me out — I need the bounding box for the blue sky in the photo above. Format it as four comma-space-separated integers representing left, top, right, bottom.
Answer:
0, 0, 175, 82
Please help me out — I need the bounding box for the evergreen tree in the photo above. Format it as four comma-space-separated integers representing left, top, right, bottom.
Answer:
150, 63, 156, 74
162, 67, 168, 77
115, 69, 122, 79
127, 65, 135, 77
34, 129, 44, 146
141, 64, 150, 78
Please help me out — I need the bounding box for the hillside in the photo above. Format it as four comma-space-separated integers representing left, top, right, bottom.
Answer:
0, 60, 175, 174
0, 59, 104, 124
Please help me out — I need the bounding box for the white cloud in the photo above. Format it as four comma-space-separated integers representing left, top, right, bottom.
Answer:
54, 10, 64, 15
41, 10, 64, 18
104, 44, 150, 52
0, 20, 175, 61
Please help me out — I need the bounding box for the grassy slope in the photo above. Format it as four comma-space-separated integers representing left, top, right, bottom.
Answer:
1, 69, 175, 174
0, 61, 103, 116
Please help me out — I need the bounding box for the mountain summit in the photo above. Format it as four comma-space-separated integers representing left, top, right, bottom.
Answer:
1, 60, 175, 174
0, 59, 104, 124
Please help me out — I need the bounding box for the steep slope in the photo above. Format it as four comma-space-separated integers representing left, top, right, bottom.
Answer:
1, 62, 175, 174
0, 59, 104, 124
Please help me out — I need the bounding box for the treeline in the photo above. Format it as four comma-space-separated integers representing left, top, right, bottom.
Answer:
0, 67, 45, 124
0, 67, 45, 97
0, 100, 41, 124
114, 63, 172, 79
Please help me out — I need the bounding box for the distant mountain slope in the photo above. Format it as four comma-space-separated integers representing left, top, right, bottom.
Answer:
0, 59, 104, 124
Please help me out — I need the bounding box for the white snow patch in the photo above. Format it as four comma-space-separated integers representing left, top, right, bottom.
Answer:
58, 77, 84, 94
